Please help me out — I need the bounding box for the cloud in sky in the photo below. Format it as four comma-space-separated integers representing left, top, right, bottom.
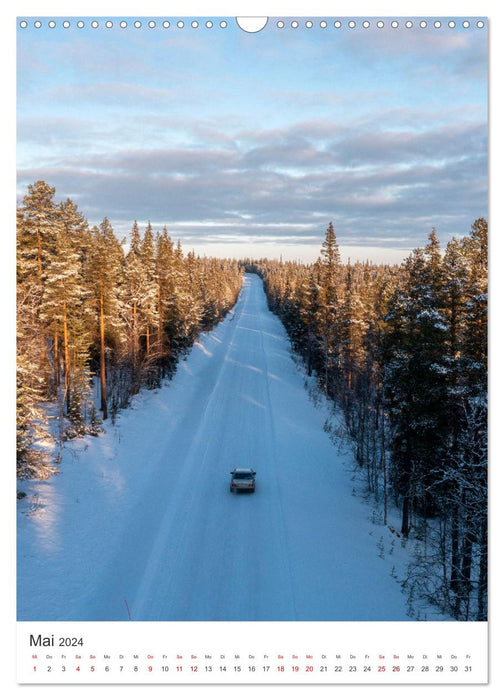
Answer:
16, 18, 487, 262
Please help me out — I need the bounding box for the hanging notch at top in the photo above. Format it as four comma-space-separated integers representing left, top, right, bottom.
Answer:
236, 17, 268, 33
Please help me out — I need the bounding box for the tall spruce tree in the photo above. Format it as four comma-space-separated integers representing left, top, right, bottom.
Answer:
317, 222, 342, 396
376, 232, 450, 533
139, 222, 158, 360
87, 218, 125, 418
155, 227, 175, 377
123, 221, 144, 389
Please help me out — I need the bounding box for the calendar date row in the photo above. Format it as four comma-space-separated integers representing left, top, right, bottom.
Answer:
33, 662, 474, 674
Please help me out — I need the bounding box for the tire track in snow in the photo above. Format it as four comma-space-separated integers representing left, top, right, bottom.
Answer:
130, 280, 250, 619
91, 301, 246, 620
258, 309, 299, 620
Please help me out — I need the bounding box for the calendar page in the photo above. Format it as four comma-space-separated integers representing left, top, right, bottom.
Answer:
13, 0, 490, 690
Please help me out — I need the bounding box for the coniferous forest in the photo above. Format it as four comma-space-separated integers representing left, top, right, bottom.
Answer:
17, 181, 242, 475
248, 218, 487, 621
17, 181, 487, 621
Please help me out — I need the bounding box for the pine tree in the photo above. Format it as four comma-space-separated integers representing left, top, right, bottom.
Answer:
449, 219, 487, 618
461, 218, 487, 394
59, 197, 91, 265
168, 245, 202, 352
440, 236, 469, 601
87, 218, 125, 418
139, 222, 158, 359
341, 261, 367, 400
383, 234, 450, 535
317, 222, 342, 396
291, 267, 314, 370
16, 273, 53, 478
155, 227, 176, 377
17, 180, 59, 287
39, 223, 91, 431
252, 220, 487, 620
16, 181, 248, 479
123, 221, 144, 389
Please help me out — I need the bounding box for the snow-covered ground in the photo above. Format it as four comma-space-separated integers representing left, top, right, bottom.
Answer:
18, 273, 423, 622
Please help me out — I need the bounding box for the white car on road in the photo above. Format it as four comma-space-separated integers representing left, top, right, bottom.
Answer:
230, 468, 256, 493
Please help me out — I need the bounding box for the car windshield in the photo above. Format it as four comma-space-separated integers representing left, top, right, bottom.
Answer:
233, 472, 253, 479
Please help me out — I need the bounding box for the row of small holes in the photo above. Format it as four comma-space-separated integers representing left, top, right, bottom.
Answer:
20, 20, 228, 29
281, 19, 484, 29
19, 19, 485, 30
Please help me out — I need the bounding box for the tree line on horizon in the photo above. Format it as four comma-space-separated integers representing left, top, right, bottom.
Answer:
17, 180, 242, 477
248, 218, 487, 621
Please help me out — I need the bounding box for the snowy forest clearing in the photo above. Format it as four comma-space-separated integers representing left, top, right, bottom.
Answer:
17, 274, 424, 622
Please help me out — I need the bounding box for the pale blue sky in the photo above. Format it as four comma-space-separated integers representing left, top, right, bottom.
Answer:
17, 16, 487, 262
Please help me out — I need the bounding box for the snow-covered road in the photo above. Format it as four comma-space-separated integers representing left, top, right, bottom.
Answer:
18, 273, 411, 621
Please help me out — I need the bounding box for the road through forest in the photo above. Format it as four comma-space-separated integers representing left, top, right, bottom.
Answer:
18, 273, 410, 621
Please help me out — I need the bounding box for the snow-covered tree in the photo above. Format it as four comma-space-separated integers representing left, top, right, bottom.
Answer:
87, 218, 125, 418
17, 180, 59, 287
253, 218, 487, 620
